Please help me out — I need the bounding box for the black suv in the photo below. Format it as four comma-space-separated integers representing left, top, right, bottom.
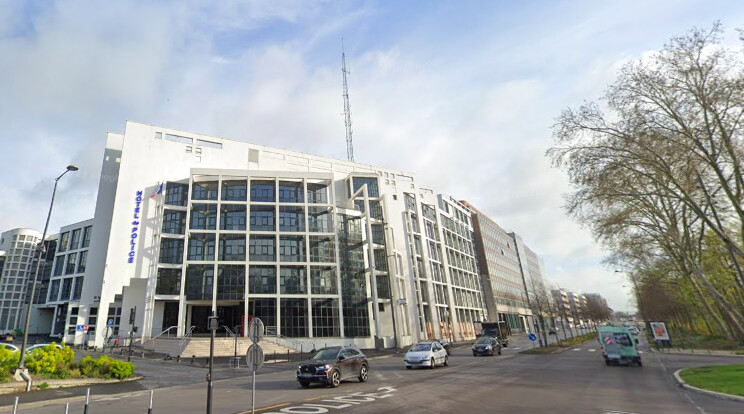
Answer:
296, 346, 369, 388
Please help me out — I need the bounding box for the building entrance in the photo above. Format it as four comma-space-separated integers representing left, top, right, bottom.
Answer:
191, 304, 244, 335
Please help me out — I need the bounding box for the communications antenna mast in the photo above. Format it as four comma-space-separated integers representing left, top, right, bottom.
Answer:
342, 39, 354, 162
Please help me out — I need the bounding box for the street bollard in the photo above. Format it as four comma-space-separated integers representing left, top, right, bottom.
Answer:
12, 396, 18, 414
274, 350, 276, 362
176, 355, 180, 363
84, 388, 90, 414
191, 355, 195, 365
148, 389, 154, 414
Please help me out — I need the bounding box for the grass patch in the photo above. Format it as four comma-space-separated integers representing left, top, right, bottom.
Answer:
679, 364, 744, 397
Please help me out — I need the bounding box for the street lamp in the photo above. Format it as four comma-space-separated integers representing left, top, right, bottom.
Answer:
18, 165, 78, 370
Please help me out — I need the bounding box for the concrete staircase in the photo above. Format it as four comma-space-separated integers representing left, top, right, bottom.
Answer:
143, 336, 296, 358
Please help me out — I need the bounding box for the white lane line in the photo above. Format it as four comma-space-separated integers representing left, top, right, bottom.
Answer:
513, 347, 520, 350
573, 348, 581, 351
638, 351, 643, 354
588, 349, 596, 352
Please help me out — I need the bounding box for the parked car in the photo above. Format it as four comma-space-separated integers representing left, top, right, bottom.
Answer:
472, 337, 502, 356
296, 346, 368, 388
434, 339, 453, 355
0, 343, 18, 353
26, 343, 64, 353
405, 341, 448, 369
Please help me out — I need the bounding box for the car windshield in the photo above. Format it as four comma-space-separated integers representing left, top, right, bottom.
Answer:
310, 349, 339, 361
409, 343, 432, 352
475, 338, 491, 344
614, 333, 633, 346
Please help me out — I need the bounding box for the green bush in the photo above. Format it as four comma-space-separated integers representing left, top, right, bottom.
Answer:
0, 347, 19, 381
25, 343, 74, 378
77, 355, 135, 380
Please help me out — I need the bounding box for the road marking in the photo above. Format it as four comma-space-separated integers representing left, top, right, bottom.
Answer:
604, 411, 639, 414
256, 386, 397, 414
573, 348, 581, 351
588, 349, 596, 352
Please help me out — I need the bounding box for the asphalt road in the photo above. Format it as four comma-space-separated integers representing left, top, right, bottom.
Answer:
3, 335, 743, 414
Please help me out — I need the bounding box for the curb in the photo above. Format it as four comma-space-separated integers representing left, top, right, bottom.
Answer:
0, 376, 143, 410
650, 349, 744, 358
673, 368, 744, 402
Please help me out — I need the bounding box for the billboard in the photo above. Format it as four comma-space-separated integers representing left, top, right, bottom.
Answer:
649, 321, 670, 341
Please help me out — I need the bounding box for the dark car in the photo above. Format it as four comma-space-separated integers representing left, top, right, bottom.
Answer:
435, 339, 453, 355
472, 337, 502, 356
296, 346, 369, 388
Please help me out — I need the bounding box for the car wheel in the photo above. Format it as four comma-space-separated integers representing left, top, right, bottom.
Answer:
358, 364, 368, 382
498, 348, 502, 355
406, 366, 412, 370
472, 352, 477, 357
299, 381, 310, 388
430, 358, 435, 369
637, 359, 643, 367
490, 350, 494, 356
330, 370, 341, 388
443, 356, 448, 367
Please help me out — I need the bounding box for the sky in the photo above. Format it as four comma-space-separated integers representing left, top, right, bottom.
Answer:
2, 0, 744, 313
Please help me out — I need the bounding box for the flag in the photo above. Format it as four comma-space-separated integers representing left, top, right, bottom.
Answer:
150, 182, 163, 198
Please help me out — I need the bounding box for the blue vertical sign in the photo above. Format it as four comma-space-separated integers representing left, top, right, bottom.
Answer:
128, 191, 143, 263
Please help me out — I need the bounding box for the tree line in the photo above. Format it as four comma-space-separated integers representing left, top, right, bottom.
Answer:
548, 22, 744, 344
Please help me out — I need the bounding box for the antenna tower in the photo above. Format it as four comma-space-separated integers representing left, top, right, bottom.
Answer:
342, 39, 354, 162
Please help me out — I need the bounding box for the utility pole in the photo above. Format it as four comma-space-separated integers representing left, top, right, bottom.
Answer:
342, 39, 354, 162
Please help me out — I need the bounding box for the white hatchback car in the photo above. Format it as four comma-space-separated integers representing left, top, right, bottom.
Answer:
404, 341, 448, 369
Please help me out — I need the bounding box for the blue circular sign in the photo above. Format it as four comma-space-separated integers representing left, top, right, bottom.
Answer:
528, 333, 537, 341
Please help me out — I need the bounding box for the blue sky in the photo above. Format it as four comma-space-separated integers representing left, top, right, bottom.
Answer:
2, 0, 744, 311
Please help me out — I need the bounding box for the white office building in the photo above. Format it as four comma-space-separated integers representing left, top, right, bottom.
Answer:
0, 228, 42, 332
69, 121, 487, 351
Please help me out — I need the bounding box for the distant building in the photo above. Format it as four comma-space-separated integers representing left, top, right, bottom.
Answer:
0, 228, 43, 332
463, 201, 533, 333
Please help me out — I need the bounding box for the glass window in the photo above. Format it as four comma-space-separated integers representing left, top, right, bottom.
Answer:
249, 236, 275, 262
156, 268, 181, 295
185, 265, 214, 300
165, 182, 189, 206
352, 177, 379, 198
159, 238, 184, 264
250, 180, 275, 202
219, 234, 246, 261
217, 265, 245, 300
309, 236, 335, 263
221, 180, 247, 201
65, 253, 77, 275
190, 204, 217, 230
59, 232, 69, 252
279, 207, 305, 232
60, 278, 73, 301
310, 266, 337, 294
250, 206, 275, 231
192, 181, 218, 200
279, 236, 305, 262
69, 229, 81, 250
280, 266, 306, 294
312, 299, 340, 337
248, 265, 276, 294
82, 226, 92, 248
72, 276, 83, 300
220, 205, 246, 231
308, 207, 333, 233
307, 182, 328, 204
53, 255, 65, 277
77, 251, 87, 274
280, 298, 307, 338
250, 298, 276, 331
48, 279, 60, 302
278, 181, 304, 203
188, 233, 216, 261
162, 210, 187, 234
371, 224, 385, 245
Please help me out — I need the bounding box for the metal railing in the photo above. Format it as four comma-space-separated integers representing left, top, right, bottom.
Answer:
178, 326, 196, 356
262, 331, 303, 352
147, 325, 179, 350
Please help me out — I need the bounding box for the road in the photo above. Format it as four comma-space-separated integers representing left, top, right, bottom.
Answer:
3, 336, 743, 414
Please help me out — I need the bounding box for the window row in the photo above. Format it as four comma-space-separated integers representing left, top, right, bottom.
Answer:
47, 276, 84, 303
156, 265, 339, 297
163, 206, 334, 234
164, 180, 330, 206
159, 235, 336, 264
57, 226, 92, 253
52, 251, 88, 277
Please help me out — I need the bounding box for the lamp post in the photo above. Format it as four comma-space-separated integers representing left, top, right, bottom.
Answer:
18, 165, 78, 370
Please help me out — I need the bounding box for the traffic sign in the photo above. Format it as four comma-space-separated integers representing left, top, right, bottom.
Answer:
76, 324, 85, 332
397, 298, 407, 305
107, 319, 114, 327
248, 318, 264, 343
246, 344, 264, 372
528, 333, 537, 342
